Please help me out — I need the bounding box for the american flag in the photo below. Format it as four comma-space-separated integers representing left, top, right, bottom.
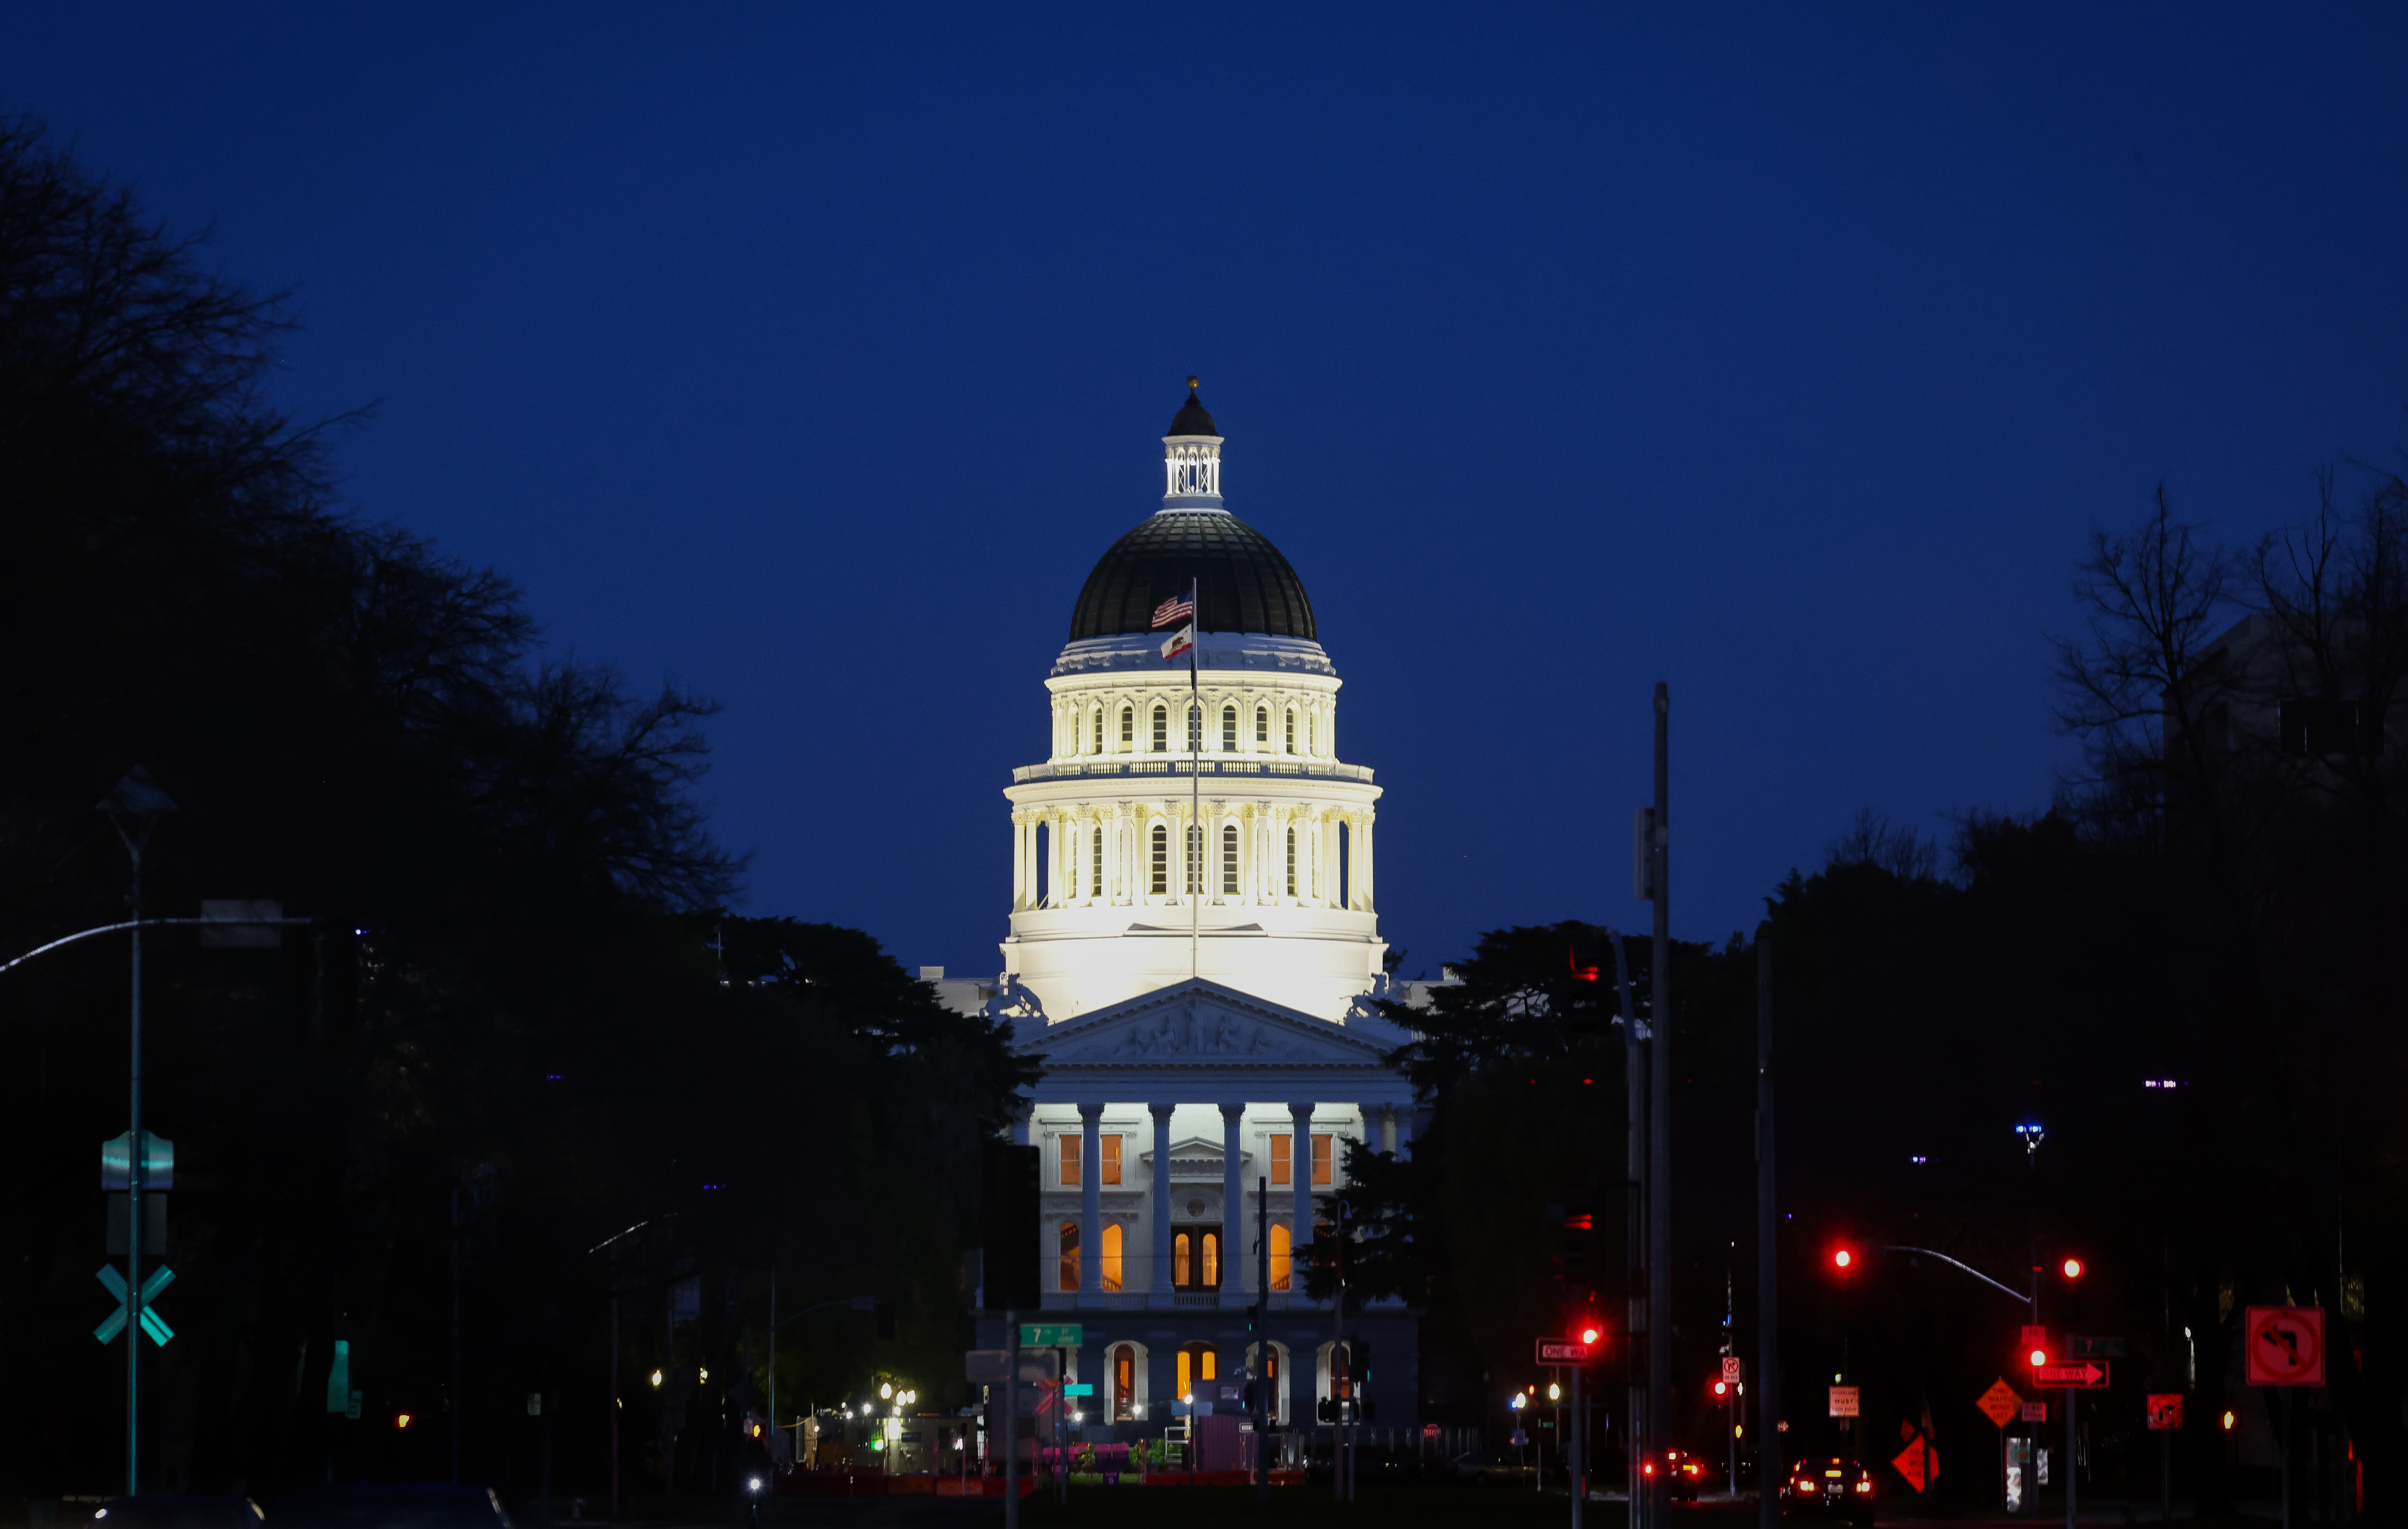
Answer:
1151, 591, 1195, 629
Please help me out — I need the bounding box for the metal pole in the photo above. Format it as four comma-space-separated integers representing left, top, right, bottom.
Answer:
1571, 1363, 1584, 1529
451, 1185, 463, 1482
1003, 1311, 1019, 1529
767, 1261, 776, 1477
2066, 1388, 2077, 1529
126, 840, 143, 1498
1757, 925, 1779, 1529
1189, 575, 1200, 982
610, 1267, 621, 1521
1648, 682, 1672, 1529
1612, 932, 1645, 1521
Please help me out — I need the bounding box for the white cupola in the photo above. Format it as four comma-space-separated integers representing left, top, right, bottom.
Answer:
1160, 376, 1225, 510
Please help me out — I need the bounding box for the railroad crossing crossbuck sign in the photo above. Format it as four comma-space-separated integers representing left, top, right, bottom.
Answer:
95, 1264, 175, 1346
2244, 1306, 2325, 1387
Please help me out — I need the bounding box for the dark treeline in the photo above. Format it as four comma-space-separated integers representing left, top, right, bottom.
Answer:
1317, 472, 2408, 1517
0, 120, 1031, 1501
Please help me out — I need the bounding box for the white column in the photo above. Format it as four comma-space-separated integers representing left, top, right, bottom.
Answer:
1149, 1103, 1176, 1299
1379, 1104, 1397, 1156
1011, 816, 1028, 911
1287, 1101, 1314, 1290
1220, 1103, 1247, 1295
1361, 814, 1375, 912
1079, 1103, 1103, 1295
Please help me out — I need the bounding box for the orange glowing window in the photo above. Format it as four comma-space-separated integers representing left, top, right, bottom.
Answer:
1059, 1134, 1080, 1188
1270, 1134, 1291, 1186
1100, 1134, 1121, 1186
1269, 1223, 1292, 1291
1311, 1134, 1333, 1186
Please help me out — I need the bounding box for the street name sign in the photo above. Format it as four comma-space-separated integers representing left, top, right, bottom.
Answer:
2033, 1361, 2109, 1388
1062, 1383, 1094, 1397
2243, 1306, 2325, 1387
1537, 1340, 1594, 1364
2069, 1335, 2127, 1358
1976, 1379, 2022, 1428
2146, 1394, 2184, 1431
1019, 1323, 1083, 1348
1829, 1386, 1860, 1417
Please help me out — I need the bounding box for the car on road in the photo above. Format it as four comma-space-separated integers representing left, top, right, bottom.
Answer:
1645, 1448, 1706, 1501
1783, 1456, 1876, 1524
87, 1497, 260, 1529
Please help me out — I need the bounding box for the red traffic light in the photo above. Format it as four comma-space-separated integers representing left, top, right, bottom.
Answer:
1580, 1326, 1602, 1346
2060, 1257, 2084, 1280
2028, 1347, 2049, 1368
1831, 1246, 1855, 1270
1713, 1380, 1728, 1397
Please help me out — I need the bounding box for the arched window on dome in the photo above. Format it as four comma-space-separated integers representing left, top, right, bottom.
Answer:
1222, 823, 1239, 896
1092, 827, 1104, 903
1338, 820, 1350, 909
1150, 824, 1168, 897
1285, 708, 1297, 755
1188, 703, 1202, 754
1187, 823, 1203, 894
1091, 707, 1103, 755
1308, 712, 1317, 755
1152, 704, 1167, 753
1221, 705, 1237, 753
1120, 705, 1134, 751
1285, 827, 1298, 898
1034, 821, 1050, 907
1255, 706, 1268, 747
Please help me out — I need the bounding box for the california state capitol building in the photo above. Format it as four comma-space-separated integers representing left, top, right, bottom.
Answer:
930, 381, 1447, 1459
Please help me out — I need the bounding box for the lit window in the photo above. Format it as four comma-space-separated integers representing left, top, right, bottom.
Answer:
1285, 709, 1297, 754
1201, 1230, 1221, 1289
1100, 1223, 1123, 1292
1174, 1231, 1192, 1288
1100, 1134, 1122, 1186
1152, 705, 1167, 752
1113, 1345, 1138, 1422
1178, 1343, 1217, 1400
1312, 1133, 1333, 1186
1222, 705, 1237, 752
1058, 1221, 1080, 1292
1285, 828, 1297, 897
1060, 1134, 1080, 1188
1255, 706, 1268, 745
1121, 706, 1134, 749
1222, 824, 1239, 895
1270, 1133, 1291, 1187
1268, 1224, 1292, 1291
1150, 824, 1167, 895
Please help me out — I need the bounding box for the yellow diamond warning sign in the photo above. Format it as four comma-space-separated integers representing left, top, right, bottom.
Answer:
1977, 1378, 2022, 1429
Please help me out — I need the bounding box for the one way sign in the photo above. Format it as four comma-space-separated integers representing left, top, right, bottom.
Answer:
2033, 1361, 2108, 1388
95, 1264, 175, 1347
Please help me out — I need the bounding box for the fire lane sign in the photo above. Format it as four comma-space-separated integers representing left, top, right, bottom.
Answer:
2033, 1361, 2109, 1388
2243, 1307, 2325, 1387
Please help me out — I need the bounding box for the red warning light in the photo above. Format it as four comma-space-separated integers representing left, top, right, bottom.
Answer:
1581, 1326, 1603, 1346
1832, 1247, 1854, 1270
2060, 1257, 2085, 1280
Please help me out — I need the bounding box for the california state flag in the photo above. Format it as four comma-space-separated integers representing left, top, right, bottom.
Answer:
1160, 623, 1195, 660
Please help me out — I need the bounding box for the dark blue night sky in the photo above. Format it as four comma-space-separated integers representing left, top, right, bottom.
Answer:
11, 6, 2407, 977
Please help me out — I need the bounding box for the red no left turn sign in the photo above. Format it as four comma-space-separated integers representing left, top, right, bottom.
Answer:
2244, 1306, 2325, 1387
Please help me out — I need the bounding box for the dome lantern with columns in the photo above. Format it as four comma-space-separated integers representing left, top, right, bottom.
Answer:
999, 383, 1385, 1025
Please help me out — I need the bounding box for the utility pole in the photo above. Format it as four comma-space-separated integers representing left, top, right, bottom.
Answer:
1003, 1311, 1019, 1529
1757, 924, 1779, 1529
1648, 682, 1673, 1529
451, 1184, 463, 1483
1570, 1360, 1584, 1529
102, 768, 174, 1498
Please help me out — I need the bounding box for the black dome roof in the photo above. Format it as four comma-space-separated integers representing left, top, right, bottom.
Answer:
1068, 511, 1317, 642
1167, 381, 1218, 437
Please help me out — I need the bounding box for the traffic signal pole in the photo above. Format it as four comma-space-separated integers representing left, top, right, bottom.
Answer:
1610, 931, 1644, 1521
1648, 683, 1673, 1529
1757, 926, 1779, 1529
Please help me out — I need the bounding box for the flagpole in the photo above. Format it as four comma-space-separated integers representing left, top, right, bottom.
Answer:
1189, 575, 1201, 983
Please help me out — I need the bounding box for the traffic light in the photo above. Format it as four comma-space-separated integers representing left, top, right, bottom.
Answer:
2060, 1257, 2085, 1281
1545, 1202, 1600, 1288
1829, 1242, 1857, 1272
1580, 1324, 1603, 1347
1712, 1380, 1728, 1399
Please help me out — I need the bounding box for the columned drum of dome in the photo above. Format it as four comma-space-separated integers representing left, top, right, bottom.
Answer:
999, 385, 1384, 1025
